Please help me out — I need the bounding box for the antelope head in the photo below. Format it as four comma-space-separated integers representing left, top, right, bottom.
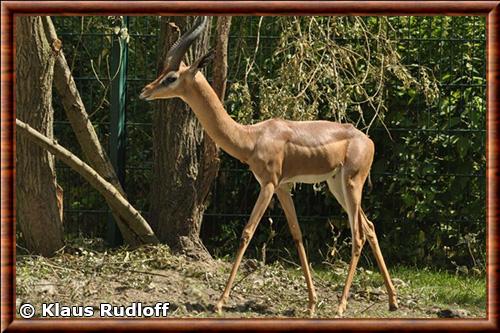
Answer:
139, 16, 213, 101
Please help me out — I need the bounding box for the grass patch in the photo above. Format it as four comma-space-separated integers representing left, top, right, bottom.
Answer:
312, 262, 486, 317
16, 238, 487, 318
391, 266, 486, 308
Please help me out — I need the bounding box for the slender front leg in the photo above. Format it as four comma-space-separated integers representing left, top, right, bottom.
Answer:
276, 186, 317, 316
215, 182, 275, 314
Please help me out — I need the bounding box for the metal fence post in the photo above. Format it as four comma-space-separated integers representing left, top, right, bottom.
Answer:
107, 16, 129, 246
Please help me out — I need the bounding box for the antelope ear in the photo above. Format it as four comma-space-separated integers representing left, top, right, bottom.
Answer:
190, 49, 215, 73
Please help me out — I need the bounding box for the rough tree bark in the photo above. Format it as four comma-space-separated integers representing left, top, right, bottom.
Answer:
41, 17, 148, 246
15, 16, 64, 256
150, 17, 221, 260
213, 17, 232, 101
209, 16, 232, 178
16, 119, 158, 245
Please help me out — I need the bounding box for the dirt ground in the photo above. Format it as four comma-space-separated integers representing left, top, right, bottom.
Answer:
16, 241, 486, 319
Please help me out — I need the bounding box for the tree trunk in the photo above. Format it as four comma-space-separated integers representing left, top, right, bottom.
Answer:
209, 16, 232, 190
16, 119, 158, 245
150, 17, 216, 260
213, 17, 232, 101
41, 16, 147, 246
15, 16, 64, 256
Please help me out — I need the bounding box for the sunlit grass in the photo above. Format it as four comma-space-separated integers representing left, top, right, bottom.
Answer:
313, 263, 486, 315
391, 266, 486, 308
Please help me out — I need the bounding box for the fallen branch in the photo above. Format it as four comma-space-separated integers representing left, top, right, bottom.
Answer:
117, 268, 171, 279
360, 301, 377, 314
42, 16, 145, 246
16, 119, 158, 245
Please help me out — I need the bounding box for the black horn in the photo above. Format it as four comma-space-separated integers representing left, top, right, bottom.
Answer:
164, 16, 209, 71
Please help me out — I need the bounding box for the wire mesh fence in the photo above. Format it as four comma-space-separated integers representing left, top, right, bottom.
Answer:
52, 16, 485, 268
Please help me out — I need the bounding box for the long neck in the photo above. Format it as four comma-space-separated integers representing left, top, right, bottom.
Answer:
181, 73, 254, 162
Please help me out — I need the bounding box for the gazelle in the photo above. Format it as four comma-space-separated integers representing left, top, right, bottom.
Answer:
140, 16, 398, 316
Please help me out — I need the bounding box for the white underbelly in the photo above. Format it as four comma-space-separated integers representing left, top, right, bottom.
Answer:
280, 167, 340, 185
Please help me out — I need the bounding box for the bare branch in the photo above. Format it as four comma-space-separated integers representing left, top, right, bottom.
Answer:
42, 16, 152, 246
16, 119, 159, 245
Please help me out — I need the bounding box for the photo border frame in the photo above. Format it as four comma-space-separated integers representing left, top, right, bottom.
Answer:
1, 1, 498, 331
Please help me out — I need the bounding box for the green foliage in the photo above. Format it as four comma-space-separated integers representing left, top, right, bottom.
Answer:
227, 17, 438, 128
364, 16, 486, 270
211, 16, 486, 272
51, 16, 486, 273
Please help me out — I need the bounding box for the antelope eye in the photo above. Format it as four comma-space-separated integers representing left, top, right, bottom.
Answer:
162, 76, 177, 85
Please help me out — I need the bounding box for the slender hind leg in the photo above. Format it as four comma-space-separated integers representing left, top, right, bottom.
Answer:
359, 209, 399, 310
328, 174, 398, 313
276, 185, 317, 316
335, 170, 366, 316
326, 175, 347, 212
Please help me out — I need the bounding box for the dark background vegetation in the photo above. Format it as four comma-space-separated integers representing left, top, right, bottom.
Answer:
52, 16, 485, 273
